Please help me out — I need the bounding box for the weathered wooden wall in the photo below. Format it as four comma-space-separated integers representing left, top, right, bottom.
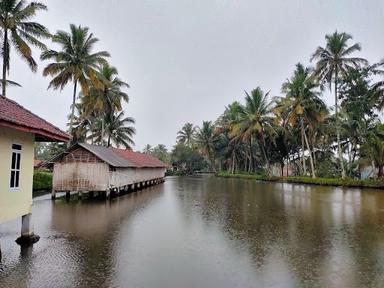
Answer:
53, 162, 110, 191
53, 148, 110, 191
53, 147, 166, 192
110, 167, 166, 188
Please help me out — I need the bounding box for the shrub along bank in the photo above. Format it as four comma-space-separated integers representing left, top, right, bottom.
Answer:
33, 170, 53, 191
216, 172, 384, 189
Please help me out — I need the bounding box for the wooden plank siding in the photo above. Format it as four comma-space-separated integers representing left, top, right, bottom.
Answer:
52, 145, 166, 193
110, 167, 166, 189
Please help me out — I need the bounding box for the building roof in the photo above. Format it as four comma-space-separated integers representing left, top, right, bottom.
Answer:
0, 96, 70, 142
76, 143, 167, 168
34, 159, 43, 167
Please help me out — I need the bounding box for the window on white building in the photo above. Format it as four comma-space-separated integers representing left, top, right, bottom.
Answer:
10, 143, 22, 189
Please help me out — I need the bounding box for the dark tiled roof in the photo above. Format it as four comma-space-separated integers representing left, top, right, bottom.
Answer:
79, 143, 167, 168
0, 96, 70, 142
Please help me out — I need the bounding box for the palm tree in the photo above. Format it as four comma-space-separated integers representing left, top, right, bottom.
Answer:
234, 87, 276, 174
0, 0, 49, 96
177, 123, 196, 147
195, 121, 218, 171
311, 31, 368, 178
91, 111, 135, 149
41, 24, 110, 134
143, 144, 153, 154
282, 63, 327, 178
81, 63, 129, 117
217, 101, 244, 173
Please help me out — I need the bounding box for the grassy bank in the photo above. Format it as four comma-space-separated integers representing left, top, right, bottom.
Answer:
217, 172, 384, 189
33, 170, 53, 191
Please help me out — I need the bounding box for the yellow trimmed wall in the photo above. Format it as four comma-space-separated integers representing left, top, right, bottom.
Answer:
0, 126, 34, 224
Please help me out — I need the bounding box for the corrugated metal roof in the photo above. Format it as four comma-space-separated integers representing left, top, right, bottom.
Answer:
79, 143, 167, 168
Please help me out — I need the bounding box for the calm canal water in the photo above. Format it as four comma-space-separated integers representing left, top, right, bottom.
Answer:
1, 175, 384, 287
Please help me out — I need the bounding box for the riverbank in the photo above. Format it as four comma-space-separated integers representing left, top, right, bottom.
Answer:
217, 172, 384, 189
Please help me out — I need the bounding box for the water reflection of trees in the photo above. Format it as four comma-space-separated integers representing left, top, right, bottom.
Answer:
177, 176, 384, 287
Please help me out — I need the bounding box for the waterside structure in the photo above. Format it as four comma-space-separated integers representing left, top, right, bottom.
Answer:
50, 143, 167, 200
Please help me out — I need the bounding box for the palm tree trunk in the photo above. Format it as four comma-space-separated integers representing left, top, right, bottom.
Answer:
301, 119, 316, 178
379, 165, 383, 178
260, 136, 270, 176
249, 138, 253, 173
301, 123, 307, 176
335, 69, 346, 179
69, 81, 78, 138
107, 135, 111, 147
231, 150, 235, 174
2, 29, 8, 97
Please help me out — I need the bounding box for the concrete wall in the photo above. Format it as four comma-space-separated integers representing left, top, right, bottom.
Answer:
110, 167, 166, 188
0, 126, 34, 224
53, 162, 110, 191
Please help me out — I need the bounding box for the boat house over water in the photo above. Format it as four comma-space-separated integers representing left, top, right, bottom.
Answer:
51, 143, 167, 199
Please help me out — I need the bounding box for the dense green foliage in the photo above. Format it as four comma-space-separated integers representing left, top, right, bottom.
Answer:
163, 31, 384, 180
33, 170, 52, 190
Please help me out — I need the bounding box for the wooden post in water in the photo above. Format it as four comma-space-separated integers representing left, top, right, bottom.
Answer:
51, 188, 56, 200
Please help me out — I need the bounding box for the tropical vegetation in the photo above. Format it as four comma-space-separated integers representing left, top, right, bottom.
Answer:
153, 31, 384, 180
2, 3, 383, 181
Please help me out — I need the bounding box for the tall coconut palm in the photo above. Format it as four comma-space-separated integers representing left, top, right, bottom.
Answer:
195, 121, 218, 171
282, 63, 327, 178
217, 101, 244, 173
0, 0, 49, 96
94, 111, 135, 149
41, 24, 110, 134
234, 87, 276, 174
177, 123, 196, 147
81, 63, 129, 117
311, 31, 368, 178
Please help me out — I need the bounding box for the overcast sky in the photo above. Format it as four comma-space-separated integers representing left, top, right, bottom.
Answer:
6, 0, 384, 151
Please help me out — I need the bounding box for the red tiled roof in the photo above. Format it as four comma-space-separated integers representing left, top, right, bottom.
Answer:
113, 148, 167, 168
0, 96, 70, 142
34, 159, 43, 167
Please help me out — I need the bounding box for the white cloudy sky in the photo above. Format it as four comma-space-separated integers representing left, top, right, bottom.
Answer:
6, 0, 384, 150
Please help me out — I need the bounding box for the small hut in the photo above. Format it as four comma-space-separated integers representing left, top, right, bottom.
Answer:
51, 143, 167, 199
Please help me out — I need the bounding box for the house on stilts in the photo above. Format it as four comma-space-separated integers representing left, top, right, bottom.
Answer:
50, 143, 167, 199
0, 96, 70, 257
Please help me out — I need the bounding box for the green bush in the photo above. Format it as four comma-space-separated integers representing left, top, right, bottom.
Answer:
33, 170, 52, 191
216, 172, 384, 189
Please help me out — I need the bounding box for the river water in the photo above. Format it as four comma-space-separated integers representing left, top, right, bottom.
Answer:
1, 175, 384, 287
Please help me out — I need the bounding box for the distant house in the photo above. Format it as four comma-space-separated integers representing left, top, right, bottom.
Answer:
34, 159, 43, 169
0, 96, 69, 245
51, 143, 167, 199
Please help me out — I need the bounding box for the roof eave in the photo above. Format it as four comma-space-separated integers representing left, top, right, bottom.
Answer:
0, 120, 70, 142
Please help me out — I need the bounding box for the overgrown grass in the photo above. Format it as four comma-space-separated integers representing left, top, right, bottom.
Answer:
216, 172, 384, 189
33, 170, 52, 191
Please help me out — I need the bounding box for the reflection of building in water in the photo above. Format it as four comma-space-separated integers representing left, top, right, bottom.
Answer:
0, 96, 69, 256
